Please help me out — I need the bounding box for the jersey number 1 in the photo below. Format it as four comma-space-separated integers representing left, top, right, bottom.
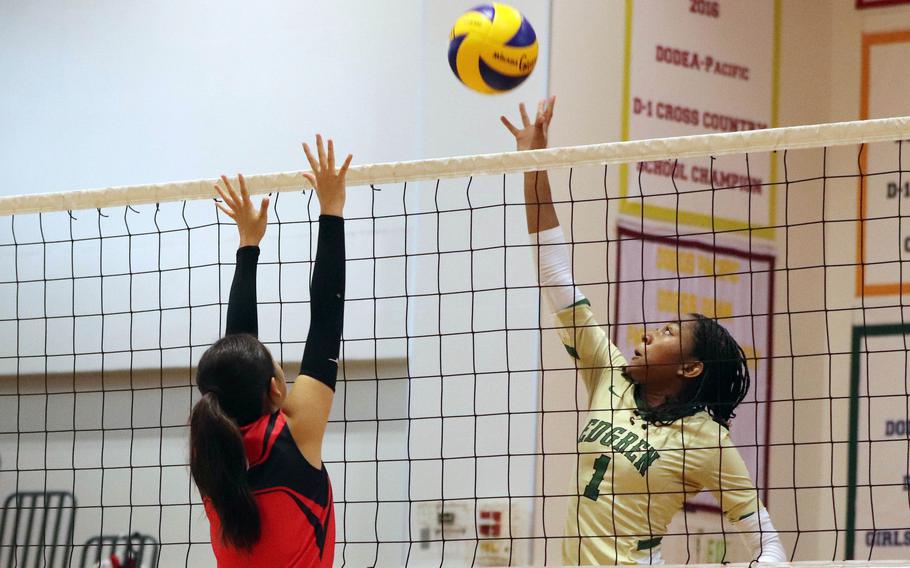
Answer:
583, 454, 612, 501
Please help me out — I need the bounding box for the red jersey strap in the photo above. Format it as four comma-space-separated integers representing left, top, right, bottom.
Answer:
240, 411, 283, 467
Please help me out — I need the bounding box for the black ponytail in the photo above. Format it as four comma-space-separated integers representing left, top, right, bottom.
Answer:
189, 334, 274, 550
190, 392, 261, 550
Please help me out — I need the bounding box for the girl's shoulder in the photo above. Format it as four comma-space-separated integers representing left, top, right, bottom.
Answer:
675, 411, 731, 446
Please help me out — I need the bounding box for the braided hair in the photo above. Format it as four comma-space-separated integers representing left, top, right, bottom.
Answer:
636, 314, 751, 428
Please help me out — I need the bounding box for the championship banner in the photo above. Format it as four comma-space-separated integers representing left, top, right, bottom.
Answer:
846, 324, 910, 560
620, 0, 778, 238
613, 225, 774, 509
858, 30, 910, 296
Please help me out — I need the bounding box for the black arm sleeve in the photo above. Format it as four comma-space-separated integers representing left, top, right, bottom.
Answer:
225, 246, 260, 336
299, 215, 345, 390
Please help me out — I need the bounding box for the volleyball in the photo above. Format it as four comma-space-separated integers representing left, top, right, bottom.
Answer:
448, 3, 538, 94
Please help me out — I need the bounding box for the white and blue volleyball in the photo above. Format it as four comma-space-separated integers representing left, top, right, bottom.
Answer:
448, 3, 538, 94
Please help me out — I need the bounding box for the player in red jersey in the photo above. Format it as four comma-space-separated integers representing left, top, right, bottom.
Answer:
189, 135, 351, 567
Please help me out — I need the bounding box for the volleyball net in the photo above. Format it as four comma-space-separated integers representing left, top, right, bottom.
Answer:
0, 117, 908, 567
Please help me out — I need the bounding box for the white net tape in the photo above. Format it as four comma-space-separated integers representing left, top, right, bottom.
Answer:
1, 116, 909, 216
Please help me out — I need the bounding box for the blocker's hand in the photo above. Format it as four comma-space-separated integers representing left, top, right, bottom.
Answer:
302, 134, 353, 218
501, 95, 556, 152
215, 174, 270, 247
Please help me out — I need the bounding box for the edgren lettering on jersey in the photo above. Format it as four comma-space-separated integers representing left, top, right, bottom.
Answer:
577, 418, 660, 475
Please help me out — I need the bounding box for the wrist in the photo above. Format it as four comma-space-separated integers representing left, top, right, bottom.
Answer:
320, 205, 344, 217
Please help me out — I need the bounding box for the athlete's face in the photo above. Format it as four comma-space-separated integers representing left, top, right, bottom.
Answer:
624, 320, 703, 387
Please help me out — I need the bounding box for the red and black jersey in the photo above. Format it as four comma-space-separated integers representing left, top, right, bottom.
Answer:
204, 410, 335, 567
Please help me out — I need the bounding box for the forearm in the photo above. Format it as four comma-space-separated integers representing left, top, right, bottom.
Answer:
533, 226, 584, 311
523, 170, 560, 234
524, 164, 579, 309
733, 508, 787, 562
299, 215, 345, 390
225, 246, 260, 336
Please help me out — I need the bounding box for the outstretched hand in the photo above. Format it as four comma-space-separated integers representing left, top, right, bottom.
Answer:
215, 174, 270, 247
501, 95, 556, 151
302, 134, 353, 218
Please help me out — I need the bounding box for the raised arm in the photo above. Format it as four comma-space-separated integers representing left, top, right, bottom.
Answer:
503, 99, 626, 401
283, 134, 352, 468
501, 96, 560, 234
502, 96, 583, 310
215, 174, 270, 337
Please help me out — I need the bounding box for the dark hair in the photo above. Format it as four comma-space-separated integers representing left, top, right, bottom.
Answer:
637, 314, 751, 428
190, 334, 274, 550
